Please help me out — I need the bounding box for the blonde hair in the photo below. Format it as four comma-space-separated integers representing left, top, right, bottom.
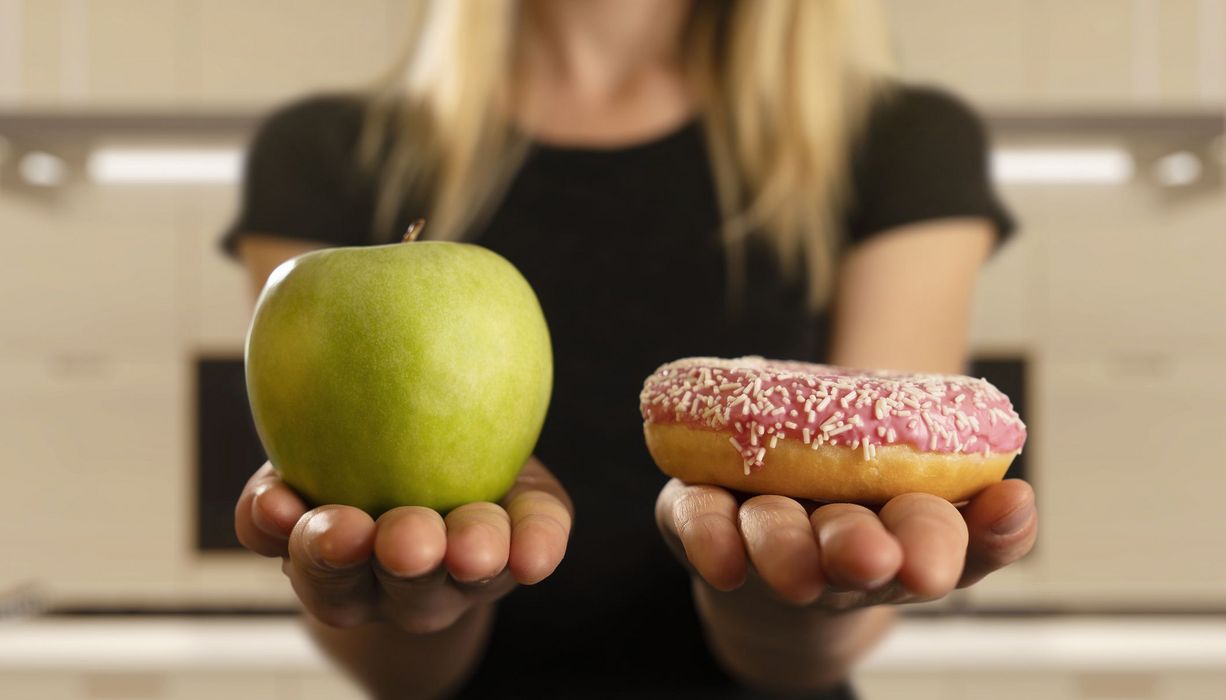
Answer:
362, 0, 894, 307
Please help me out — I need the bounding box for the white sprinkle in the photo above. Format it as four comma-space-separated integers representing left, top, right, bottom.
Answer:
850, 439, 860, 450
769, 434, 779, 448
757, 424, 766, 435
727, 436, 740, 452
877, 426, 887, 438
887, 428, 896, 443
784, 421, 798, 430
750, 431, 758, 446
756, 447, 766, 463
735, 422, 743, 433
803, 428, 811, 444
820, 411, 844, 430
816, 395, 833, 412
827, 423, 855, 436
863, 440, 872, 461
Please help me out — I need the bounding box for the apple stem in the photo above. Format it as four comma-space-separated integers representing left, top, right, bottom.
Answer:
402, 219, 426, 243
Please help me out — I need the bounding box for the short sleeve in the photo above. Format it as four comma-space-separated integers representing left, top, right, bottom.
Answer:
843, 86, 1015, 247
221, 94, 375, 256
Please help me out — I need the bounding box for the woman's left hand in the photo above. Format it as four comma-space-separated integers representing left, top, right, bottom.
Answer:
655, 478, 1037, 609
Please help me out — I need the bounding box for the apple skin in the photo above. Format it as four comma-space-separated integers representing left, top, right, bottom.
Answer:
245, 241, 552, 515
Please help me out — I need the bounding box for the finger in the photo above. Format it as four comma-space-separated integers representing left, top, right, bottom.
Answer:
738, 496, 823, 605
372, 506, 469, 634
506, 489, 572, 585
958, 479, 1038, 588
235, 463, 306, 557
502, 459, 573, 585
878, 494, 969, 600
444, 503, 512, 583
663, 481, 746, 591
506, 457, 574, 516
286, 506, 378, 628
810, 503, 903, 591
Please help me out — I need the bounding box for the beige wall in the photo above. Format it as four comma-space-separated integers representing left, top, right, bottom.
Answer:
1, 1, 1224, 610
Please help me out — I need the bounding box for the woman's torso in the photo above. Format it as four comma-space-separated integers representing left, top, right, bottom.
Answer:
225, 85, 1010, 698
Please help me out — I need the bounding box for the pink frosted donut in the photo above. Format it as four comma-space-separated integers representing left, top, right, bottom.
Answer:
640, 357, 1026, 504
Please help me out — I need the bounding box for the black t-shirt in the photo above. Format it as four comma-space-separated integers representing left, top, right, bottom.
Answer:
224, 87, 1013, 699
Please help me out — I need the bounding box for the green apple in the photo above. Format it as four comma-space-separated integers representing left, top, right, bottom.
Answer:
244, 229, 552, 515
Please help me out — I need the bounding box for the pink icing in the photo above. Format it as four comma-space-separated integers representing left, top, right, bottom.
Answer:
640, 357, 1026, 474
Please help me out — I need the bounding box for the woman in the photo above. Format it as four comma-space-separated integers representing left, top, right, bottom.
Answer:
228, 1, 1038, 698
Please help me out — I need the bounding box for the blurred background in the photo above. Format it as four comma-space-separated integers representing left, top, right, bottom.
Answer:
1, 1, 1224, 698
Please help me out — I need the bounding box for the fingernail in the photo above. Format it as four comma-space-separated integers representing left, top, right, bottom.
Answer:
864, 574, 894, 590
303, 512, 360, 570
312, 547, 362, 570
251, 484, 294, 538
991, 505, 1034, 536
252, 499, 289, 539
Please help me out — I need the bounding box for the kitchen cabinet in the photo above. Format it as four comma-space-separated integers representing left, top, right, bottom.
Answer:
0, 358, 185, 595
82, 0, 181, 105
0, 188, 181, 357
967, 224, 1034, 354
1033, 0, 1136, 105
885, 0, 1225, 108
884, 0, 1032, 104
176, 188, 251, 351
1015, 186, 1226, 358
15, 0, 66, 105
180, 0, 397, 107
1033, 356, 1226, 606
9, 0, 402, 109
0, 355, 291, 608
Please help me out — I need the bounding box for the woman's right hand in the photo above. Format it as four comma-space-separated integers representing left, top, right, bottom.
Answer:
234, 457, 573, 634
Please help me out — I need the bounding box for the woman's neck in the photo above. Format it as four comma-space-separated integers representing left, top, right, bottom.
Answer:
517, 0, 695, 146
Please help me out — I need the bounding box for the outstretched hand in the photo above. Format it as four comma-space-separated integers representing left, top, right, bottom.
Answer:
235, 457, 573, 632
656, 479, 1036, 610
